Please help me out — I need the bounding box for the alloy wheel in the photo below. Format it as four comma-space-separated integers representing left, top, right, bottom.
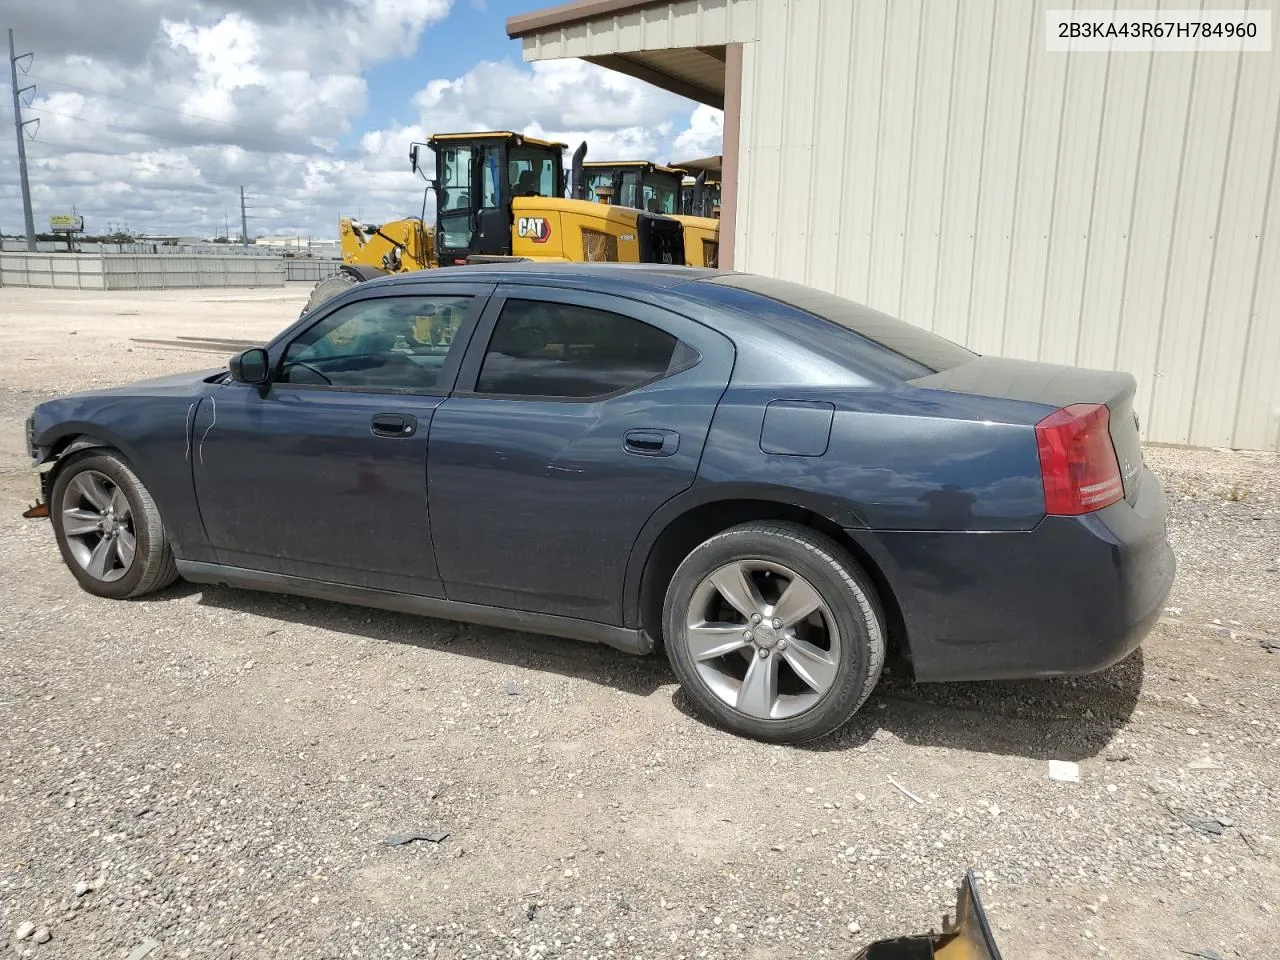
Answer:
683, 559, 841, 720
60, 469, 136, 583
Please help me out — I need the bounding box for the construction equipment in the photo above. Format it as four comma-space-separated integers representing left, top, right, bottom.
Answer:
680, 171, 721, 218
579, 160, 721, 268
302, 132, 685, 316
673, 154, 723, 218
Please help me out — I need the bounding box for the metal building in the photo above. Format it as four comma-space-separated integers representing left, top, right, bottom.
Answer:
509, 0, 1280, 451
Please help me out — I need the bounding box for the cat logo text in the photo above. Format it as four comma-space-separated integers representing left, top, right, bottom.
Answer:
517, 217, 552, 243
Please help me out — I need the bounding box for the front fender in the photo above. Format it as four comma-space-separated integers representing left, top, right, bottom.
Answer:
31, 395, 215, 562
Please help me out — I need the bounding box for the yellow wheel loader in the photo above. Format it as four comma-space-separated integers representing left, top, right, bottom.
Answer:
579, 160, 721, 268
302, 132, 685, 318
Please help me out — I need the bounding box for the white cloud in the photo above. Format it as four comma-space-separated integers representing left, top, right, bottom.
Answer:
670, 105, 724, 162
0, 2, 723, 239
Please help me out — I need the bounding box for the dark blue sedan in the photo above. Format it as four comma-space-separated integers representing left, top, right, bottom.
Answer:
25, 264, 1175, 742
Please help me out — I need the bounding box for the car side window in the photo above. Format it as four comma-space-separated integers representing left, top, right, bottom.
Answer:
279, 294, 472, 392
475, 298, 691, 399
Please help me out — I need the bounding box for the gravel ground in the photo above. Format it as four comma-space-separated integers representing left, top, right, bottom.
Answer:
1, 286, 1277, 960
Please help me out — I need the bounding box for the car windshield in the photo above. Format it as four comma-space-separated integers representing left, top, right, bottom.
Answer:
706, 274, 977, 374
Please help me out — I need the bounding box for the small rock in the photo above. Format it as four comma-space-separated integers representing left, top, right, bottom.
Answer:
1083, 930, 1094, 940
847, 921, 861, 934
507, 680, 521, 696
75, 880, 91, 897
34, 926, 52, 944
15, 922, 35, 941
1188, 758, 1224, 772
1048, 760, 1079, 783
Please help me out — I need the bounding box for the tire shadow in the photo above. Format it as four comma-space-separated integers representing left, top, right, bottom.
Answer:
669, 648, 1144, 761
164, 581, 674, 698
162, 580, 1143, 760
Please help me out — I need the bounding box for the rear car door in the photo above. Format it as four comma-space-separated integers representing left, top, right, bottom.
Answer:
192, 283, 492, 595
427, 283, 734, 624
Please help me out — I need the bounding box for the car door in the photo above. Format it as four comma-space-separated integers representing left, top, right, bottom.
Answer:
192, 282, 492, 595
427, 283, 735, 624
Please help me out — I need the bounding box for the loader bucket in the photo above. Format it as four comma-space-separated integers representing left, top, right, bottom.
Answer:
852, 871, 1002, 960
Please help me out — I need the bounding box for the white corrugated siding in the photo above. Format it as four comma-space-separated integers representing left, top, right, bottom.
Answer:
522, 0, 1280, 451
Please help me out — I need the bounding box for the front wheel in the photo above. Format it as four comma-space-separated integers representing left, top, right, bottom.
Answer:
49, 451, 179, 600
663, 521, 886, 743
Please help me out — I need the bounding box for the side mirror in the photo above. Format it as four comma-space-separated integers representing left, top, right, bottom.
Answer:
229, 347, 269, 385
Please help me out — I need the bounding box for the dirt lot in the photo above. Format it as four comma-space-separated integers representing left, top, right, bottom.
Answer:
1, 285, 1277, 960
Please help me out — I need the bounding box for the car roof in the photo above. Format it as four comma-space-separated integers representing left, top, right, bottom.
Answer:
373, 262, 729, 293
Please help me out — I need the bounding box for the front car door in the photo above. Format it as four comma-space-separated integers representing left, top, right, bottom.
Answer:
427, 283, 735, 623
192, 282, 492, 595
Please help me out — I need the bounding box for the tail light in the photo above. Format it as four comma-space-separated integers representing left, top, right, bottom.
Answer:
1035, 403, 1123, 515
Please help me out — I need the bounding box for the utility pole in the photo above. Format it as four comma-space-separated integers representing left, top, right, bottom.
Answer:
8, 29, 37, 251
239, 185, 249, 246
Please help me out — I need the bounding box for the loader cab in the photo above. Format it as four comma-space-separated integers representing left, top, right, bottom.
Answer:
414, 132, 566, 265
681, 175, 721, 218
581, 161, 684, 215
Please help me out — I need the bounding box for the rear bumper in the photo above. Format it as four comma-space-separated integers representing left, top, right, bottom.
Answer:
849, 467, 1175, 682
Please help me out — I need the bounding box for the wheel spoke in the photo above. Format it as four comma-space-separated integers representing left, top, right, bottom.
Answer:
737, 652, 779, 719
73, 473, 113, 511
771, 576, 823, 628
708, 562, 765, 620
110, 487, 130, 520
87, 537, 116, 579
116, 529, 137, 568
782, 637, 838, 694
62, 508, 102, 537
686, 623, 751, 661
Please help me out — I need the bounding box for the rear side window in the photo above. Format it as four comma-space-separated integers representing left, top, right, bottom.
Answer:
475, 299, 684, 399
706, 274, 976, 375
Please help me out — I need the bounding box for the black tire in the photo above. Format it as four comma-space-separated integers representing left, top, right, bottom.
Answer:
662, 521, 885, 744
49, 450, 179, 600
301, 271, 360, 317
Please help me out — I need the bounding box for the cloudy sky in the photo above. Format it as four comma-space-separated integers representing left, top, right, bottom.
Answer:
0, 0, 724, 239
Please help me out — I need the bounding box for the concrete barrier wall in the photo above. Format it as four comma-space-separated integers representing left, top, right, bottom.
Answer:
0, 254, 106, 289
1, 239, 341, 258
0, 253, 293, 289
284, 259, 343, 282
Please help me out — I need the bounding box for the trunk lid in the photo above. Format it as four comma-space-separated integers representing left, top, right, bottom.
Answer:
912, 357, 1144, 503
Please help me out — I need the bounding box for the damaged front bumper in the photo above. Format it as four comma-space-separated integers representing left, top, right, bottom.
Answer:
23, 414, 51, 519
853, 871, 1002, 960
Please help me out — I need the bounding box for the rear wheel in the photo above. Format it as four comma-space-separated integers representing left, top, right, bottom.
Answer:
663, 521, 885, 743
49, 451, 178, 600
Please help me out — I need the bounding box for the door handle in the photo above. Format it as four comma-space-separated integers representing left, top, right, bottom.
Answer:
623, 428, 679, 457
371, 413, 418, 438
